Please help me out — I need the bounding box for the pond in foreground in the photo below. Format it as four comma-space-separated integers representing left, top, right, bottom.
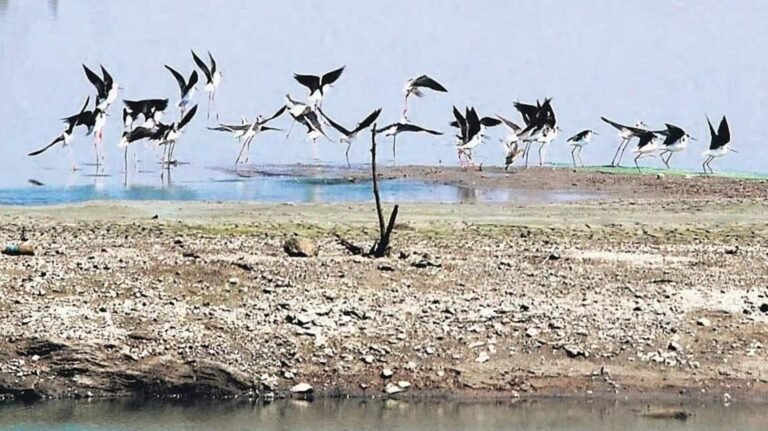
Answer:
0, 399, 764, 431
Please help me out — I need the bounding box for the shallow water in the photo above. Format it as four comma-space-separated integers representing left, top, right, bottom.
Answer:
0, 164, 597, 206
0, 399, 765, 431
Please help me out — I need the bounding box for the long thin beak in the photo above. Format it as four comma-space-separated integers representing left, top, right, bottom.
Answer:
690, 136, 697, 141
730, 148, 738, 153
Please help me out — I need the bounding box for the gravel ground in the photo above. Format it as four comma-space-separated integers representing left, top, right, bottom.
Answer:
1, 169, 768, 402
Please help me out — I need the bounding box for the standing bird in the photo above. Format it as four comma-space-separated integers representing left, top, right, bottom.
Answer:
516, 99, 556, 167
191, 50, 222, 120
658, 124, 695, 169
402, 75, 448, 120
118, 126, 163, 171
451, 107, 501, 166
496, 113, 526, 169
318, 108, 382, 167
702, 116, 733, 174
293, 66, 345, 107
28, 97, 91, 169
601, 117, 648, 166
165, 65, 198, 117
122, 99, 169, 130
375, 122, 443, 161
630, 129, 661, 173
566, 129, 598, 167
83, 64, 120, 110
155, 105, 199, 166
209, 105, 286, 165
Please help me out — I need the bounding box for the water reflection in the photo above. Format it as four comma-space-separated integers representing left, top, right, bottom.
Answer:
0, 398, 766, 431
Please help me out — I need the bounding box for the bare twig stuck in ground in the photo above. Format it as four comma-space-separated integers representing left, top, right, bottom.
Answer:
369, 124, 399, 258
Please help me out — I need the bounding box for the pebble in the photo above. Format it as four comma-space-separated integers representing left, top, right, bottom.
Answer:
362, 355, 375, 364
475, 352, 490, 363
381, 368, 394, 379
525, 328, 540, 338
290, 383, 313, 394
384, 383, 405, 394
697, 318, 711, 327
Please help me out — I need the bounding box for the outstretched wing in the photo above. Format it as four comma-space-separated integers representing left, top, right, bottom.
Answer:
601, 116, 630, 131
411, 75, 447, 92
28, 135, 65, 157
165, 65, 187, 95
208, 51, 217, 74
100, 65, 114, 89
263, 105, 287, 123
321, 66, 345, 86
187, 70, 199, 91
568, 130, 589, 142
317, 108, 352, 136
453, 106, 467, 139
466, 107, 481, 139
83, 64, 106, 97
399, 123, 443, 135
293, 73, 321, 92
179, 105, 198, 129
718, 116, 730, 144
480, 117, 502, 127
514, 102, 538, 125
191, 50, 212, 82
496, 114, 521, 133
352, 108, 382, 134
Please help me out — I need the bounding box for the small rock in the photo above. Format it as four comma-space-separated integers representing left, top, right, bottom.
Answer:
381, 368, 394, 379
290, 383, 313, 394
525, 328, 540, 338
697, 318, 711, 327
760, 304, 768, 314
283, 237, 318, 258
227, 277, 240, 286
475, 351, 490, 363
397, 381, 411, 389
656, 173, 665, 180
668, 341, 682, 352
563, 345, 584, 358
377, 263, 395, 272
547, 252, 561, 261
362, 355, 375, 364
384, 383, 405, 394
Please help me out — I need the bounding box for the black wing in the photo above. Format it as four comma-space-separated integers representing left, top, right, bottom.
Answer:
718, 116, 730, 144
453, 106, 467, 139
28, 135, 65, 156
317, 109, 352, 136
100, 65, 114, 89
61, 96, 91, 125
661, 123, 685, 146
179, 105, 198, 129
293, 73, 321, 92
262, 105, 287, 124
186, 70, 199, 92
208, 51, 217, 74
411, 75, 447, 92
165, 65, 187, 95
601, 117, 630, 131
466, 107, 481, 139
191, 50, 212, 82
480, 117, 502, 127
514, 102, 538, 125
352, 108, 382, 134
635, 131, 656, 149
399, 123, 443, 135
148, 98, 169, 112
126, 126, 158, 143
83, 64, 106, 97
321, 66, 345, 86
375, 123, 398, 134
568, 130, 590, 142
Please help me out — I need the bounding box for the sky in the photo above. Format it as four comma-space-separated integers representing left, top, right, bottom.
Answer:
1, 0, 767, 176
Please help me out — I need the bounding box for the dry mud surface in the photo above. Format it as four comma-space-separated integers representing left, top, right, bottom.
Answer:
1, 167, 768, 402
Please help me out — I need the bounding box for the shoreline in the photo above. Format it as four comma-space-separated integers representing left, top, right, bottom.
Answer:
1, 169, 768, 404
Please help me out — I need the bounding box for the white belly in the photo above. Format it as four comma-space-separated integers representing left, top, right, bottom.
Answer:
703, 145, 730, 158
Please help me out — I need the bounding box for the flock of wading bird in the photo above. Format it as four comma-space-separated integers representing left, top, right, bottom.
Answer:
28, 53, 736, 175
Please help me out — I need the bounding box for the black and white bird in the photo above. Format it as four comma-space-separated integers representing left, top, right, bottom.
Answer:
155, 105, 199, 166
630, 129, 661, 173
28, 97, 92, 169
165, 65, 198, 116
451, 107, 501, 166
566, 129, 598, 167
293, 66, 345, 107
122, 99, 169, 130
601, 117, 648, 166
83, 64, 120, 110
318, 108, 382, 167
515, 99, 557, 167
402, 75, 447, 120
702, 116, 733, 174
191, 50, 222, 120
375, 121, 443, 161
209, 105, 286, 165
657, 124, 695, 169
118, 126, 163, 170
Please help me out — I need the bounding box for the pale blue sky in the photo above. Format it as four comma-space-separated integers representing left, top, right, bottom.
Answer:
1, 0, 767, 175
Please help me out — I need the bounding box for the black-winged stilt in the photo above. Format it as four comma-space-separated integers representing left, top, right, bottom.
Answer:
630, 129, 661, 173
703, 116, 732, 174
658, 124, 695, 169
28, 97, 92, 169
191, 50, 222, 120
123, 99, 169, 130
451, 107, 501, 166
155, 105, 199, 166
375, 121, 442, 161
209, 105, 287, 165
83, 64, 120, 110
402, 75, 447, 120
566, 129, 598, 167
318, 108, 382, 167
165, 65, 198, 117
293, 66, 345, 107
601, 117, 648, 166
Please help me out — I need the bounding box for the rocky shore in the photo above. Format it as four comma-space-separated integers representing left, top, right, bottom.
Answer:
1, 169, 768, 402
